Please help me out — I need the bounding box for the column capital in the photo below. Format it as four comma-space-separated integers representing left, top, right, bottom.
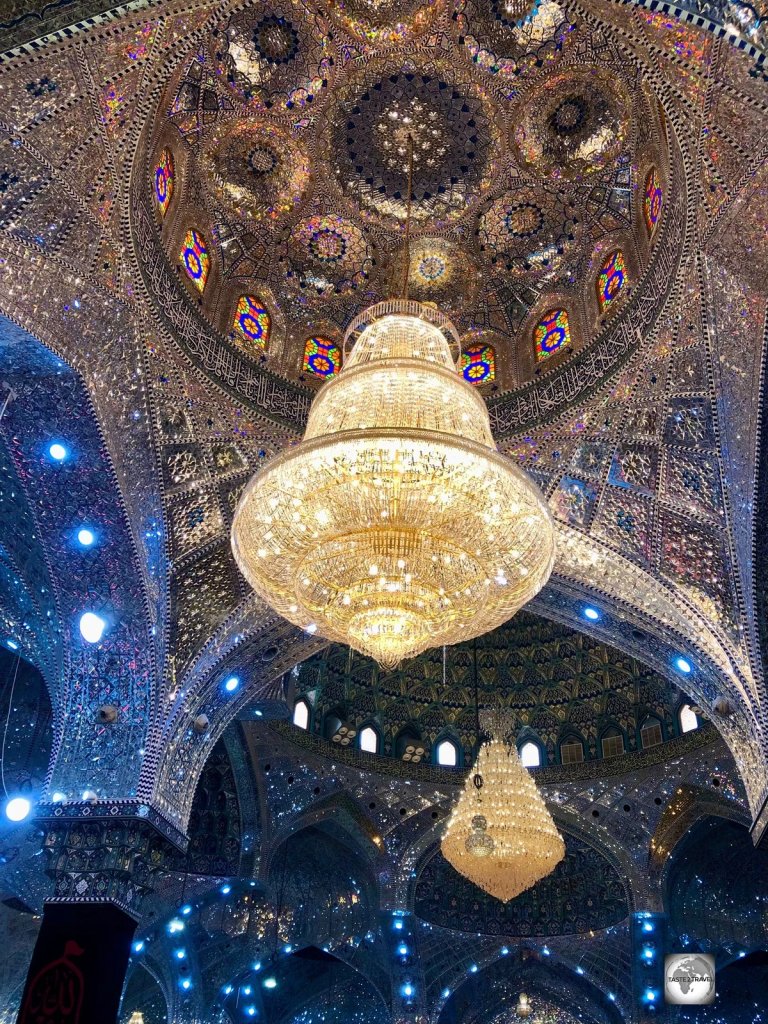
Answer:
38, 803, 186, 920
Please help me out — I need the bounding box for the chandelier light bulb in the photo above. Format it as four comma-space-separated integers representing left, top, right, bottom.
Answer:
441, 716, 565, 902
232, 300, 555, 668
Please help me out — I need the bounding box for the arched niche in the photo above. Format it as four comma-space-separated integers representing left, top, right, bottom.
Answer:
583, 231, 641, 332
515, 290, 588, 384
664, 817, 768, 955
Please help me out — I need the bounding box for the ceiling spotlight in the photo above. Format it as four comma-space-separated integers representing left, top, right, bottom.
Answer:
583, 606, 600, 621
5, 639, 18, 651
224, 675, 240, 693
77, 528, 95, 547
79, 612, 106, 643
263, 977, 277, 990
48, 442, 68, 461
674, 656, 692, 674
5, 796, 31, 822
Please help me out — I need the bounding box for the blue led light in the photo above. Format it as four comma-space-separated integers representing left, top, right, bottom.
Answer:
442, 989, 450, 999
49, 443, 68, 461
643, 946, 655, 960
224, 676, 240, 693
51, 792, 67, 803
675, 656, 692, 674
224, 985, 234, 995
77, 528, 95, 547
576, 967, 585, 975
394, 919, 403, 930
583, 606, 600, 621
167, 918, 185, 934
181, 979, 191, 990
402, 984, 414, 998
5, 796, 31, 822
132, 941, 145, 954
175, 949, 186, 960
253, 962, 261, 972
263, 977, 277, 990
79, 611, 106, 644
243, 987, 253, 996
221, 884, 232, 895
181, 905, 192, 915
469, 964, 478, 973
642, 921, 655, 933
246, 1008, 256, 1018
645, 989, 657, 1003
5, 639, 18, 650
500, 947, 509, 956
542, 946, 551, 956
398, 944, 408, 956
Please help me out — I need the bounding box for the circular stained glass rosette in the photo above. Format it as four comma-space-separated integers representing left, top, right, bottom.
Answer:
180, 229, 210, 291
303, 336, 341, 377
326, 0, 443, 43
285, 214, 373, 298
460, 342, 496, 385
598, 251, 626, 310
154, 148, 174, 215
534, 309, 570, 361
644, 169, 663, 232
331, 62, 499, 226
513, 67, 630, 179
478, 185, 577, 279
215, 1, 334, 111
201, 123, 309, 226
232, 295, 271, 356
453, 0, 574, 86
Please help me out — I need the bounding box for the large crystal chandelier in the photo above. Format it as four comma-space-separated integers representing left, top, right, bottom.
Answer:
441, 716, 565, 901
231, 297, 554, 668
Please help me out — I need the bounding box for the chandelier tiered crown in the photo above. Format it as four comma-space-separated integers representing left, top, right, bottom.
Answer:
232, 298, 555, 668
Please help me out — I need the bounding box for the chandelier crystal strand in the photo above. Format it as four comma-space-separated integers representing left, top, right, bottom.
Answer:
232, 299, 555, 669
441, 713, 565, 901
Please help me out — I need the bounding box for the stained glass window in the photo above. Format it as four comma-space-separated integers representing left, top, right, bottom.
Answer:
644, 167, 662, 235
180, 229, 210, 293
459, 343, 496, 385
534, 309, 571, 362
302, 336, 341, 378
154, 148, 174, 217
232, 295, 270, 356
597, 250, 627, 313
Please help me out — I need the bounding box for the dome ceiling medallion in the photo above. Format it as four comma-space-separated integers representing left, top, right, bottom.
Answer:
330, 61, 500, 225
140, 0, 666, 416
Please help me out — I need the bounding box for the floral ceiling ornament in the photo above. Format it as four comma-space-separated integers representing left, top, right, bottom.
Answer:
441, 712, 565, 901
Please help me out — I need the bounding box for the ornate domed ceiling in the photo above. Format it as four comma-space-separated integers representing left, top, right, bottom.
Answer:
133, 0, 672, 401
290, 609, 698, 766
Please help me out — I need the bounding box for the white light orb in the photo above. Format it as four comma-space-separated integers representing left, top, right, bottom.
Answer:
5, 796, 32, 822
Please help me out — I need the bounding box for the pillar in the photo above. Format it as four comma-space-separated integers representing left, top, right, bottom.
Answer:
16, 803, 182, 1024
631, 911, 668, 1023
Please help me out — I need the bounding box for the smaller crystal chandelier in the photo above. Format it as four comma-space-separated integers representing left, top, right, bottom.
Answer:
441, 713, 565, 902
516, 993, 533, 1018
